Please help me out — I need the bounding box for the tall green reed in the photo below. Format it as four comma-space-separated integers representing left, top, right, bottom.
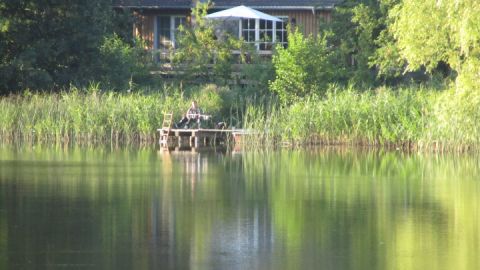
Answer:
243, 86, 436, 148
0, 84, 223, 145
422, 88, 480, 151
2, 83, 479, 151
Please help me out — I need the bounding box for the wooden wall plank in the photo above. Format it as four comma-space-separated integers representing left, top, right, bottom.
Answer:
267, 10, 331, 38
134, 10, 190, 49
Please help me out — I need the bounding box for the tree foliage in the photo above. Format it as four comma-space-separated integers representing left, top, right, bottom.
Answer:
172, 1, 250, 85
0, 0, 138, 93
322, 0, 414, 84
389, 0, 480, 89
369, 0, 405, 79
98, 34, 150, 90
321, 0, 384, 85
270, 29, 333, 103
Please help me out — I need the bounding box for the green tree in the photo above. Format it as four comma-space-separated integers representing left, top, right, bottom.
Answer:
388, 0, 480, 90
369, 0, 405, 80
172, 1, 249, 85
0, 0, 134, 93
321, 0, 384, 86
322, 0, 418, 85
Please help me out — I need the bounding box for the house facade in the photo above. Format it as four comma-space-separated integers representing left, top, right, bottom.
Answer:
113, 0, 340, 53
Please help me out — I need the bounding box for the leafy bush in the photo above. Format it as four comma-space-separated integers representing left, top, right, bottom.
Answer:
269, 29, 333, 103
239, 55, 275, 98
98, 34, 150, 90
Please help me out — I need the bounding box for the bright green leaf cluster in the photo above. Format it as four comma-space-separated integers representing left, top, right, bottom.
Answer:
390, 0, 480, 90
270, 29, 333, 103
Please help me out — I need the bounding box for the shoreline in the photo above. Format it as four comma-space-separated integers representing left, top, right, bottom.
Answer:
1, 135, 479, 154
2, 86, 480, 153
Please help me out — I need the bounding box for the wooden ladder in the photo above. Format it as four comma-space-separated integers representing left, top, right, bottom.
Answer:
160, 112, 173, 147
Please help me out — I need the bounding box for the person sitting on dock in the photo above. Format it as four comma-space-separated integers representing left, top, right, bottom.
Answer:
175, 100, 206, 128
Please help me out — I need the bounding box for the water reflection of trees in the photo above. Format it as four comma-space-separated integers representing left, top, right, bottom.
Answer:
241, 149, 480, 270
0, 146, 479, 269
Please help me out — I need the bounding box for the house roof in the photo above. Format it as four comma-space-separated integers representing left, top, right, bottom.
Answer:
213, 0, 340, 9
113, 0, 342, 10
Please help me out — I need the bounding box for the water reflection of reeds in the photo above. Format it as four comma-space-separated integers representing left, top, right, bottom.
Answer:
0, 146, 479, 270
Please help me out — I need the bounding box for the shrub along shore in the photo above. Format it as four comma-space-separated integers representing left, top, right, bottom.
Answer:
1, 84, 480, 151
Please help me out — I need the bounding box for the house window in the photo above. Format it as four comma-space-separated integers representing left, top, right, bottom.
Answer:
259, 19, 273, 50
157, 16, 171, 50
240, 16, 288, 51
275, 17, 288, 48
172, 16, 186, 48
241, 19, 256, 45
155, 16, 186, 50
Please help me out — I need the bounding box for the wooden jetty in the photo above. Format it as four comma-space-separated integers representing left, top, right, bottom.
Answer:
157, 112, 254, 148
158, 128, 240, 148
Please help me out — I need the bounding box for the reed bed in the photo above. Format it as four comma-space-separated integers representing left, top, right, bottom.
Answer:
243, 86, 480, 151
2, 84, 480, 151
0, 85, 223, 145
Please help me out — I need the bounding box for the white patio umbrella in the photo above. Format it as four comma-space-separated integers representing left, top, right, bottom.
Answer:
205, 5, 282, 22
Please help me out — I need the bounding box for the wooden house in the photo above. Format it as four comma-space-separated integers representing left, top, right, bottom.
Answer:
113, 0, 341, 56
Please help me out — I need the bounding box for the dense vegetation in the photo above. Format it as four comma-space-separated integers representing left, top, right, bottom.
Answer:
244, 86, 480, 150
1, 0, 480, 150
0, 84, 229, 144
0, 0, 145, 93
1, 84, 479, 151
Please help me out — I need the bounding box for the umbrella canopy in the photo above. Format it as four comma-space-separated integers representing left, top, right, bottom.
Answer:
205, 5, 282, 22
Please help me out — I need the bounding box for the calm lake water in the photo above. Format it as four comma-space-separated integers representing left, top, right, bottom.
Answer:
0, 145, 479, 270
